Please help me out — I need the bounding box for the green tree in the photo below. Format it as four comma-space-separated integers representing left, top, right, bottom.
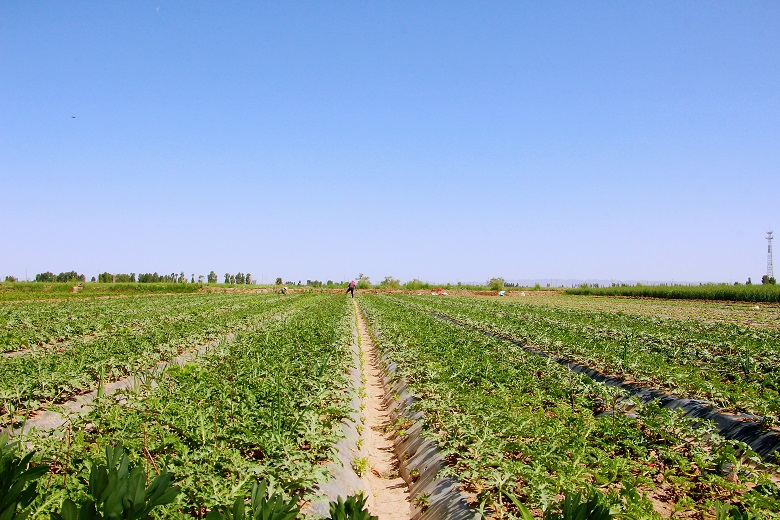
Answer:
208, 271, 218, 283
245, 273, 252, 284
35, 271, 55, 282
380, 276, 400, 289
56, 271, 83, 282
4, 276, 18, 282
404, 279, 428, 290
488, 277, 505, 291
275, 277, 283, 285
356, 273, 371, 289
224, 273, 231, 284
236, 272, 245, 284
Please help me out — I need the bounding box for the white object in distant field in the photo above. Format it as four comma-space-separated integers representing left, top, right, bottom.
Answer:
499, 290, 505, 296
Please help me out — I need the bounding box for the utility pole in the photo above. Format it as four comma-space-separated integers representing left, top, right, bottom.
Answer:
768, 231, 774, 280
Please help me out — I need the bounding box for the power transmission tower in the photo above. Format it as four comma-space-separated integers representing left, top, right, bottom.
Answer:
768, 231, 774, 280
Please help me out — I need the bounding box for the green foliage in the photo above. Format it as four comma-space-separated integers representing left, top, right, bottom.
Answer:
208, 271, 218, 283
0, 431, 50, 520
1, 293, 303, 426
22, 295, 353, 513
714, 501, 761, 520
359, 294, 779, 517
56, 272, 85, 283
356, 274, 371, 290
396, 293, 780, 423
513, 491, 616, 520
544, 491, 613, 520
0, 282, 205, 302
326, 494, 378, 520
204, 481, 299, 520
404, 279, 429, 290
350, 457, 368, 477
566, 283, 780, 303
50, 445, 179, 520
379, 276, 400, 289
487, 277, 505, 291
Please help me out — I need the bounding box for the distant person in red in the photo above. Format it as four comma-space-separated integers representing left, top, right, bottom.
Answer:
346, 279, 356, 297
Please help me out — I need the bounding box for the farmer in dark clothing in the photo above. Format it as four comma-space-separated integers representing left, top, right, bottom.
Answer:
346, 279, 356, 297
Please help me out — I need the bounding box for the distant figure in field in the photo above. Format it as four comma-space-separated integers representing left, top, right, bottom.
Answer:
346, 279, 356, 298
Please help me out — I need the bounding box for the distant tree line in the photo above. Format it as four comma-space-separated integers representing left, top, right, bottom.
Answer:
222, 272, 254, 285
99, 272, 190, 283
34, 271, 86, 283
21, 271, 258, 284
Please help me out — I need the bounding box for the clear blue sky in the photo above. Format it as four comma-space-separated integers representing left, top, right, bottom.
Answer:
2, 2, 778, 285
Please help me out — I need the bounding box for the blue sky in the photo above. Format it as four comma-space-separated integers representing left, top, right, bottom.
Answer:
2, 2, 778, 285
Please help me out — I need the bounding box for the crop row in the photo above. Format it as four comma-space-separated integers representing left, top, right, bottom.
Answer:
0, 281, 206, 302
391, 294, 780, 423
0, 293, 287, 354
20, 294, 356, 517
0, 293, 311, 428
495, 293, 780, 330
358, 294, 780, 519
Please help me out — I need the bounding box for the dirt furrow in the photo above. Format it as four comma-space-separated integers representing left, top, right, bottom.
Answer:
354, 300, 411, 519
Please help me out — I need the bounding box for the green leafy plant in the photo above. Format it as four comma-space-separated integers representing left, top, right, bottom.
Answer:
544, 491, 614, 520
326, 494, 378, 520
713, 501, 761, 520
0, 431, 50, 520
351, 457, 369, 477
205, 481, 299, 520
50, 445, 179, 520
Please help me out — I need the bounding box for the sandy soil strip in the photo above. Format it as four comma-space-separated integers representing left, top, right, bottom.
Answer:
354, 300, 411, 519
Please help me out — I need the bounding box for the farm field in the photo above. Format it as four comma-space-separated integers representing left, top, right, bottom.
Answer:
358, 294, 780, 518
0, 293, 313, 429
490, 292, 780, 330
6, 292, 358, 518
392, 294, 780, 423
2, 288, 780, 519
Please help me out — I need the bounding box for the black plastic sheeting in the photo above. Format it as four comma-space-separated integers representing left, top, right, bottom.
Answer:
431, 312, 780, 462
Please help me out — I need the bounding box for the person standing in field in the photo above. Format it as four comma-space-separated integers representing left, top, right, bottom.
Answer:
346, 279, 356, 298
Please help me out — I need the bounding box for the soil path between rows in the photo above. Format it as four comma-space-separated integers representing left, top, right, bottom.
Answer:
353, 299, 411, 519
